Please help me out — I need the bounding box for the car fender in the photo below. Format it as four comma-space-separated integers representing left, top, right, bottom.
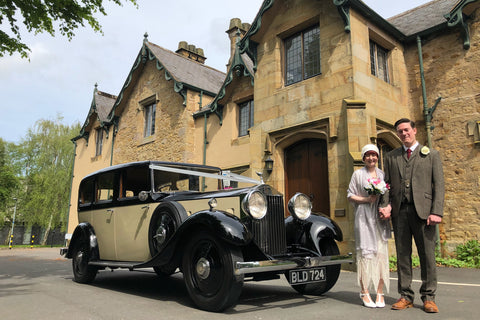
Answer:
66, 222, 99, 260
137, 210, 253, 268
285, 214, 343, 253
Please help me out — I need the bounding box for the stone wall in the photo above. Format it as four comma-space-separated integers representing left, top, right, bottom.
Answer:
113, 61, 215, 165
403, 8, 480, 250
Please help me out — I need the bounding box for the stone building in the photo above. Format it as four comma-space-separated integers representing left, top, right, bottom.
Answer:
68, 0, 480, 256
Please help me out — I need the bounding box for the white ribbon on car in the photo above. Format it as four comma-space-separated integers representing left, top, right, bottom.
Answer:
149, 164, 262, 185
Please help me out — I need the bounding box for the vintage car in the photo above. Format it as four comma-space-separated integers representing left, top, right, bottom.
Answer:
61, 161, 351, 311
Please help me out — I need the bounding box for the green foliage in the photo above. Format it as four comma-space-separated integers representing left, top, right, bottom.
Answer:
0, 139, 20, 226
455, 240, 480, 268
390, 240, 480, 270
389, 255, 420, 272
20, 116, 81, 231
0, 0, 137, 58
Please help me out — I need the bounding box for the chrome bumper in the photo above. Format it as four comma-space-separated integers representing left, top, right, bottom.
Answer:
234, 253, 353, 275
60, 247, 68, 256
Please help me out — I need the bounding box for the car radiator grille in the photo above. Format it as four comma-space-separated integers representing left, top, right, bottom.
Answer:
251, 194, 287, 256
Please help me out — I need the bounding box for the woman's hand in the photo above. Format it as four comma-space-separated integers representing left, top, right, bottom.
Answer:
366, 195, 377, 203
379, 204, 391, 220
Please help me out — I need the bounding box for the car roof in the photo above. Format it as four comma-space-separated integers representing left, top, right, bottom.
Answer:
80, 161, 222, 181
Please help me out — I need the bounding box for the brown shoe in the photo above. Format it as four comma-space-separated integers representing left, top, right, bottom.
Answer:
424, 300, 439, 313
391, 297, 413, 310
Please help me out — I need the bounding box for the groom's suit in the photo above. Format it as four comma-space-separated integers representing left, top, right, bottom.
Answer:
381, 144, 444, 302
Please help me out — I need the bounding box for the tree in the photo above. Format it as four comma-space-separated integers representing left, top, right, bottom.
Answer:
20, 116, 80, 244
0, 0, 137, 58
0, 138, 20, 226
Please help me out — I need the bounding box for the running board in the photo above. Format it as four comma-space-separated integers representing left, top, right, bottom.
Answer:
88, 260, 140, 270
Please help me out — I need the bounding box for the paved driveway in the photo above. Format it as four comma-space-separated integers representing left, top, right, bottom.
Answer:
0, 248, 478, 319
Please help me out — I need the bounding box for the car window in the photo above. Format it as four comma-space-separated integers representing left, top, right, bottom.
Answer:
96, 172, 115, 202
152, 165, 221, 193
119, 166, 150, 199
79, 177, 94, 206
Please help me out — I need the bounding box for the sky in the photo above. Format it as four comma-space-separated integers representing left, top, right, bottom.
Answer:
0, 0, 435, 143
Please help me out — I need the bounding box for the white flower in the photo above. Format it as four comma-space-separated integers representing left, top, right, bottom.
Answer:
421, 146, 430, 155
364, 178, 390, 195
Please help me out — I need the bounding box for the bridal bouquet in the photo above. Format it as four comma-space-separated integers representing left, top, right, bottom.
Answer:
364, 178, 390, 195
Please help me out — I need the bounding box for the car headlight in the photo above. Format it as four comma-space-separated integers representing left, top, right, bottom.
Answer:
242, 190, 267, 219
288, 193, 312, 220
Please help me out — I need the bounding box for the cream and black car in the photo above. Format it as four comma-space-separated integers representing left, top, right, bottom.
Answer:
61, 161, 351, 311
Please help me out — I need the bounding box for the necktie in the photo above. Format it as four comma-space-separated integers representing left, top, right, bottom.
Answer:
407, 148, 412, 159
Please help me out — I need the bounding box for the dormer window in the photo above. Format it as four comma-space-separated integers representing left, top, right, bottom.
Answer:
370, 40, 389, 83
285, 25, 320, 86
239, 100, 254, 137
143, 103, 156, 138
95, 128, 103, 156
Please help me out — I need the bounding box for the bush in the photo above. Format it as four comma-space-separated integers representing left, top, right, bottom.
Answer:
389, 240, 480, 270
455, 240, 480, 268
389, 255, 420, 272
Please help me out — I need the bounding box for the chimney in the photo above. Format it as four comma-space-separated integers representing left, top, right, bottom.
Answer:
176, 41, 206, 64
226, 18, 251, 70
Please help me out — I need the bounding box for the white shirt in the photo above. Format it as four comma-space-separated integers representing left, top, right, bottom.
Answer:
404, 141, 419, 152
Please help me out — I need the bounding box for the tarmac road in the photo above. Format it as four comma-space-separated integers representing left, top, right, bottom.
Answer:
0, 247, 479, 319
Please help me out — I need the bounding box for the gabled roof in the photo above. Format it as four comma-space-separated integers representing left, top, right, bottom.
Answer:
388, 0, 458, 37
73, 85, 117, 142
95, 90, 117, 122
107, 35, 226, 121
146, 42, 225, 95
193, 37, 255, 123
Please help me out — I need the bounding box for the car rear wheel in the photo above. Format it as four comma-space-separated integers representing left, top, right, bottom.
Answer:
182, 232, 244, 312
72, 241, 97, 283
149, 202, 187, 256
288, 238, 341, 295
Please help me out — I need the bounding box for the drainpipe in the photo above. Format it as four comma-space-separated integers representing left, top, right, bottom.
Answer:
417, 36, 441, 251
65, 140, 77, 244
417, 36, 431, 148
202, 113, 208, 191
109, 121, 118, 167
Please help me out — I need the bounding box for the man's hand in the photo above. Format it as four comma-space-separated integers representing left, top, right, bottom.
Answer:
427, 214, 442, 225
379, 204, 391, 220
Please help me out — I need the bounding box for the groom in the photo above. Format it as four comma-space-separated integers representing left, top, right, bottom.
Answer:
379, 118, 444, 313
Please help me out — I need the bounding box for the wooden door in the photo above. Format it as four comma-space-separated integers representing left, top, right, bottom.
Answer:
285, 139, 330, 215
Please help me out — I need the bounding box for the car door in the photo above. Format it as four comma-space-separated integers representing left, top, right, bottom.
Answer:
91, 171, 117, 261
113, 166, 153, 262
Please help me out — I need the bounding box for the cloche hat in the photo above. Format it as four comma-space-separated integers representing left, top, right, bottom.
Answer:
361, 144, 379, 159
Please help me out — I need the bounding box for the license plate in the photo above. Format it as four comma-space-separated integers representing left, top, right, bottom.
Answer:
288, 267, 326, 284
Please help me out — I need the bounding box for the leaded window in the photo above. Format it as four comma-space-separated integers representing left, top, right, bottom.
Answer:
144, 103, 156, 137
285, 25, 320, 85
95, 128, 103, 156
239, 100, 254, 137
370, 40, 389, 83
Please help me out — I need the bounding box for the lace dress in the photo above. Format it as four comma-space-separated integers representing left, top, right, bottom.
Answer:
347, 167, 391, 293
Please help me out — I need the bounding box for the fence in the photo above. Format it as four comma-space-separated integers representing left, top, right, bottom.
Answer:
0, 225, 65, 246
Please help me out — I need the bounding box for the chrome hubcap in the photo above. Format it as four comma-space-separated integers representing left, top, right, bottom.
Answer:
195, 257, 210, 280
154, 226, 167, 245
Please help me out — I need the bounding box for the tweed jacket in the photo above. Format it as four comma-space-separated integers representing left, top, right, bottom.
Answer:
381, 145, 445, 219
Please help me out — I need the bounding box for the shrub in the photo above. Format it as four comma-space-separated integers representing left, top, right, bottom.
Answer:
455, 240, 480, 268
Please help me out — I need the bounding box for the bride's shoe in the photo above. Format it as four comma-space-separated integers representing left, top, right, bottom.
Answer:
360, 293, 376, 308
375, 293, 385, 308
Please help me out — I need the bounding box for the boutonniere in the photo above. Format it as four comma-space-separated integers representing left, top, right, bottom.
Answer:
420, 146, 430, 156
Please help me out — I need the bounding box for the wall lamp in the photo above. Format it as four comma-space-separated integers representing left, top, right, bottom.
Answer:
264, 156, 274, 173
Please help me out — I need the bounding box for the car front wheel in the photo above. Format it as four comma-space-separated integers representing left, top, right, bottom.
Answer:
72, 241, 97, 283
182, 232, 244, 312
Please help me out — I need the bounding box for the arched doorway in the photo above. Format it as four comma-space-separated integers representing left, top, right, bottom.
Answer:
284, 139, 330, 216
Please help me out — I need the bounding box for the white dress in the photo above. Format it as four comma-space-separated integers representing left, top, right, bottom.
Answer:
347, 167, 390, 293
